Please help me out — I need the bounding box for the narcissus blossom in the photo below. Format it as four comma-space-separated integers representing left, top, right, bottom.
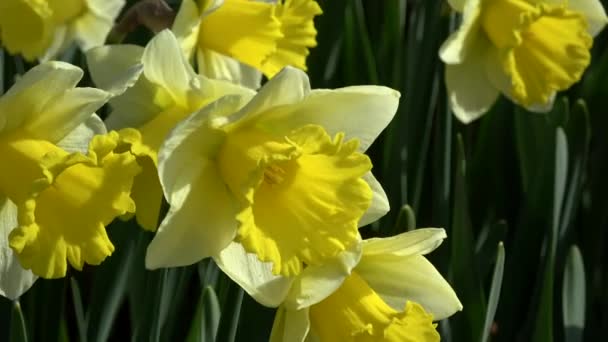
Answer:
172, 0, 322, 88
440, 0, 608, 123
0, 62, 141, 299
145, 67, 398, 278
0, 0, 125, 61
87, 29, 253, 231
260, 229, 462, 341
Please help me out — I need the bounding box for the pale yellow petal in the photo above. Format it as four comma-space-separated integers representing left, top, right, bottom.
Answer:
215, 242, 293, 307
362, 228, 447, 257
145, 161, 237, 268
0, 198, 37, 300
357, 254, 463, 320
445, 44, 499, 124
283, 243, 361, 310
255, 85, 400, 151
270, 306, 310, 342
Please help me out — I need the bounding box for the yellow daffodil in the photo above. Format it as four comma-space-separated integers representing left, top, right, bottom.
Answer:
0, 0, 125, 61
172, 0, 322, 88
145, 66, 398, 279
260, 229, 462, 341
440, 0, 608, 123
0, 62, 141, 294
87, 30, 254, 231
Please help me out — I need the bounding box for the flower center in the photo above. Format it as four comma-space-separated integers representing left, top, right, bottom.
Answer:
263, 164, 287, 185
481, 0, 592, 106
217, 124, 372, 276
309, 272, 440, 341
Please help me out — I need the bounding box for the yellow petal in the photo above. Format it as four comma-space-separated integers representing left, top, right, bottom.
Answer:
6, 131, 140, 278
197, 48, 263, 89
261, 0, 323, 77
482, 0, 592, 106
309, 272, 439, 341
0, 0, 55, 60
47, 0, 85, 23
199, 0, 283, 71
114, 128, 161, 231
218, 124, 372, 276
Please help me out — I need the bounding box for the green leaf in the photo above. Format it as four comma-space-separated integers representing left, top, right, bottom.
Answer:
69, 278, 87, 342
10, 301, 28, 342
475, 221, 508, 279
450, 135, 486, 342
480, 242, 505, 342
532, 128, 568, 342
214, 278, 244, 342
391, 204, 416, 235
562, 245, 586, 342
87, 222, 141, 342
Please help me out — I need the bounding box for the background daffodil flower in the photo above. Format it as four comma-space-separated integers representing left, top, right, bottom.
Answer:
87, 29, 254, 231
145, 67, 399, 279
0, 0, 125, 61
264, 228, 462, 342
0, 62, 140, 297
440, 0, 608, 123
172, 0, 322, 88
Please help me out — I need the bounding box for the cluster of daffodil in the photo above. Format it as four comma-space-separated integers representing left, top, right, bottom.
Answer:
1, 0, 604, 339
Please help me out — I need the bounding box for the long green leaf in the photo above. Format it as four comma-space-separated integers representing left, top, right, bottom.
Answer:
562, 245, 586, 342
450, 135, 486, 342
532, 128, 568, 342
10, 301, 28, 342
214, 279, 244, 342
480, 243, 505, 342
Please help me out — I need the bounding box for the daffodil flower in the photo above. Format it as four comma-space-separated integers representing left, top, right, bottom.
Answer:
172, 0, 322, 88
440, 0, 608, 123
0, 62, 141, 295
231, 228, 462, 341
87, 30, 254, 231
0, 0, 125, 61
145, 66, 398, 278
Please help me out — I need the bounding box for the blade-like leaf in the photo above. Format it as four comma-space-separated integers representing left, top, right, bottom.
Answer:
480, 242, 505, 342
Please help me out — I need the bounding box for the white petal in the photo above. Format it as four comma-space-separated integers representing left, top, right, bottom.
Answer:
142, 30, 197, 103
439, 0, 482, 64
105, 76, 163, 130
362, 228, 447, 257
552, 0, 608, 35
283, 243, 361, 310
231, 67, 311, 125
0, 62, 83, 134
26, 87, 109, 143
0, 198, 37, 300
445, 43, 499, 124
357, 254, 463, 320
145, 161, 237, 268
86, 44, 145, 96
56, 114, 107, 153
215, 243, 293, 307
172, 0, 202, 59
86, 0, 125, 19
358, 172, 390, 227
158, 94, 249, 198
256, 86, 400, 151
72, 12, 113, 51
269, 306, 310, 342
197, 49, 263, 89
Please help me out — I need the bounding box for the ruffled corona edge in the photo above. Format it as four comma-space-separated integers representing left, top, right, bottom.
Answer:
9, 131, 141, 278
